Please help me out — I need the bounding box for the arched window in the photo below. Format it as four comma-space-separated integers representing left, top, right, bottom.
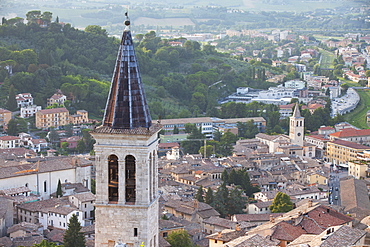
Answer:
125, 155, 136, 203
108, 155, 119, 202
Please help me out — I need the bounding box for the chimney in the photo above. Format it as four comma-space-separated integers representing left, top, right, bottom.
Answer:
235, 224, 241, 231
308, 199, 313, 207
270, 215, 275, 223
217, 231, 222, 238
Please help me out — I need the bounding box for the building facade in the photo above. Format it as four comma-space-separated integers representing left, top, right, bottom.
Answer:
35, 108, 69, 129
326, 139, 368, 166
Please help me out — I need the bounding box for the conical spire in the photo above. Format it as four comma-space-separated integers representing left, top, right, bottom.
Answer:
292, 102, 301, 118
102, 16, 151, 129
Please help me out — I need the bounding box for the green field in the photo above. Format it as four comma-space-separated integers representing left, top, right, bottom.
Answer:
343, 89, 370, 129
319, 49, 335, 69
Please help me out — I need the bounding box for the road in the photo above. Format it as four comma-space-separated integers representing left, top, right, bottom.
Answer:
328, 170, 347, 206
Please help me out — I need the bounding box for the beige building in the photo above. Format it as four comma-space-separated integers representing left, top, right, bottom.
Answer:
35, 107, 69, 129
69, 110, 88, 125
47, 90, 67, 107
0, 108, 12, 126
348, 150, 370, 179
326, 139, 368, 166
306, 172, 327, 185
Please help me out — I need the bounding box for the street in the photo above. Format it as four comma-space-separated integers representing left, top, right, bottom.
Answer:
328, 170, 347, 206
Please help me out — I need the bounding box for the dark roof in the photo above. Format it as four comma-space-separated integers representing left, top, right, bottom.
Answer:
271, 221, 307, 241
46, 228, 65, 243
206, 229, 246, 242
321, 225, 366, 247
159, 219, 184, 230
233, 213, 284, 222
102, 28, 151, 129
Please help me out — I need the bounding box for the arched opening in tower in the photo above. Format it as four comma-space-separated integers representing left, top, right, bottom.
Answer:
108, 155, 119, 202
125, 155, 136, 203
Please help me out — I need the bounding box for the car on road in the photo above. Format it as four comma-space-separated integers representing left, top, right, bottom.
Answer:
335, 196, 338, 200
335, 187, 338, 191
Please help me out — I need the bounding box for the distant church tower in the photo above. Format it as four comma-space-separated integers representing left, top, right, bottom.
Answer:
289, 103, 304, 146
91, 15, 161, 247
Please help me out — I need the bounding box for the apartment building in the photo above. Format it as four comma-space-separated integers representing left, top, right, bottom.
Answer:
35, 108, 69, 129
326, 139, 368, 166
0, 108, 12, 126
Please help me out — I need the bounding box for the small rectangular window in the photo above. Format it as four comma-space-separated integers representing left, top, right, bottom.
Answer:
134, 228, 138, 237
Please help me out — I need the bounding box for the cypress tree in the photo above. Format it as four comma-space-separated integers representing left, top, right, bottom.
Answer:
56, 179, 62, 198
195, 185, 204, 202
205, 187, 214, 205
63, 214, 85, 247
6, 85, 17, 111
221, 169, 229, 184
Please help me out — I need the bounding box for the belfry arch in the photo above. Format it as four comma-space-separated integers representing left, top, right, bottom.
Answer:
125, 155, 136, 203
108, 155, 119, 202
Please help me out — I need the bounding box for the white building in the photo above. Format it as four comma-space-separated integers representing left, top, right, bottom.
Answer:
0, 156, 92, 200
20, 105, 42, 118
16, 93, 33, 108
0, 136, 20, 149
284, 80, 305, 89
68, 192, 96, 226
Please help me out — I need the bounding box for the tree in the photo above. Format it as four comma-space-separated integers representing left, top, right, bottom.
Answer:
166, 230, 194, 247
26, 10, 41, 24
63, 214, 85, 247
56, 179, 62, 198
31, 240, 59, 246
173, 125, 179, 134
213, 183, 229, 217
228, 187, 247, 215
205, 187, 214, 205
6, 85, 17, 111
6, 119, 18, 136
269, 192, 293, 213
85, 25, 108, 36
221, 169, 229, 184
195, 186, 204, 202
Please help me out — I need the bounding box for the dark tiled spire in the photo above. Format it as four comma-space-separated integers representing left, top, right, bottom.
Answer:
292, 102, 302, 118
102, 19, 151, 129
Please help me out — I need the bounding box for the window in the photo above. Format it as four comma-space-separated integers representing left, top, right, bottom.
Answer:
44, 180, 47, 193
126, 155, 136, 202
163, 232, 168, 238
134, 228, 138, 237
108, 155, 119, 202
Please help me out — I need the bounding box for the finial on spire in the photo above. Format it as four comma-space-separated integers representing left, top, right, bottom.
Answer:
124, 12, 130, 27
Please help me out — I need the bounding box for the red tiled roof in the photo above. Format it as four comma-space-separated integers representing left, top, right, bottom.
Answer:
38, 108, 68, 114
319, 126, 335, 131
306, 205, 352, 227
307, 136, 329, 141
0, 136, 19, 141
330, 128, 370, 138
0, 108, 11, 113
158, 143, 180, 148
279, 103, 295, 109
329, 139, 369, 150
271, 221, 307, 241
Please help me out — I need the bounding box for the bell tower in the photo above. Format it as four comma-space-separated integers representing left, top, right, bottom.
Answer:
289, 103, 304, 146
91, 14, 161, 247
